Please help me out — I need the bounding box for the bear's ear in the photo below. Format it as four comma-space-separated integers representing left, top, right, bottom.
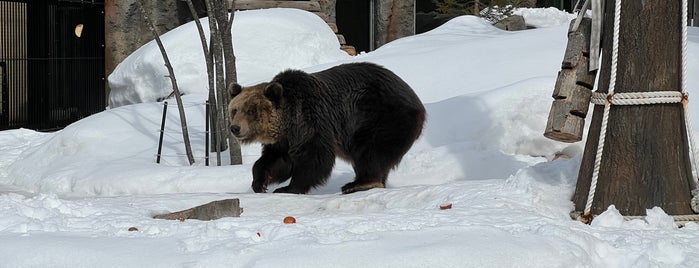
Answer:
228, 83, 242, 98
264, 82, 283, 105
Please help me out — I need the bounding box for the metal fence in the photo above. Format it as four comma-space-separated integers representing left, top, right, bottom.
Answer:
0, 0, 104, 131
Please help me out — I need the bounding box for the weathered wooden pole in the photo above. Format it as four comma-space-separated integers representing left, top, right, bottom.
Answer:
573, 0, 695, 216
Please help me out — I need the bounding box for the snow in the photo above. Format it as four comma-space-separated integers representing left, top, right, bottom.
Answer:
3, 7, 699, 267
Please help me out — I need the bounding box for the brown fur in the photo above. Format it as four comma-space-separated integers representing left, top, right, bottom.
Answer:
227, 83, 281, 144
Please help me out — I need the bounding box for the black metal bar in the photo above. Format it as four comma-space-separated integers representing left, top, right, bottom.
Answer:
205, 100, 210, 166
156, 101, 168, 164
1, 61, 7, 127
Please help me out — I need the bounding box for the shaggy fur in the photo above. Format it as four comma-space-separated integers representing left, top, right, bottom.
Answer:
229, 62, 426, 194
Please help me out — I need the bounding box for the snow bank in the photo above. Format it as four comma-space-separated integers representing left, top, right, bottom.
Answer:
514, 7, 577, 28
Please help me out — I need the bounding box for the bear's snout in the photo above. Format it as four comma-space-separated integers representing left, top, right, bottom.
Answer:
230, 125, 241, 136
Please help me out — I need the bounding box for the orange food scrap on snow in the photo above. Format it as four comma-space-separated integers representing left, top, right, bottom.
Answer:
283, 216, 296, 224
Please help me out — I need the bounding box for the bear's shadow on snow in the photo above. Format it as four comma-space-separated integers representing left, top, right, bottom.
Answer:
273, 94, 531, 194
403, 94, 530, 183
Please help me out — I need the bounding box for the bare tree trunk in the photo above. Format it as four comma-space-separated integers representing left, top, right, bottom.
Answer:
138, 0, 195, 165
219, 1, 243, 165
201, 0, 242, 165
573, 0, 693, 216
204, 0, 226, 166
184, 0, 221, 163
206, 0, 242, 164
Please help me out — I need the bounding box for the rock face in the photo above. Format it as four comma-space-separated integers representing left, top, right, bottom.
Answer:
316, 0, 336, 22
493, 15, 526, 31
374, 0, 415, 48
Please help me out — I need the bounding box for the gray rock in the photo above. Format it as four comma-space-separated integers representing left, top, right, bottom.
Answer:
494, 15, 526, 31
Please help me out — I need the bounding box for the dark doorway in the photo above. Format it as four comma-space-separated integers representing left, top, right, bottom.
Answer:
416, 0, 452, 34
536, 0, 575, 12
1, 0, 105, 131
336, 0, 372, 53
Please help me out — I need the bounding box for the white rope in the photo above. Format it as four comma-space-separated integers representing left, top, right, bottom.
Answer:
584, 0, 622, 216
590, 91, 685, 105
583, 0, 699, 218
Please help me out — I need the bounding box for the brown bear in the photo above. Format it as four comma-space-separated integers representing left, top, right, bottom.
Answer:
228, 62, 426, 194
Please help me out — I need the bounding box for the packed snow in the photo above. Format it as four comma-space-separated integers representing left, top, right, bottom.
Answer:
2, 7, 699, 267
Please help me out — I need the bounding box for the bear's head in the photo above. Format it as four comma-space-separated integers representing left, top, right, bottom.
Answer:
228, 82, 284, 144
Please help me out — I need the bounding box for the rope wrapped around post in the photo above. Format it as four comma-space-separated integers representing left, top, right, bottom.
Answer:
589, 91, 687, 106
568, 0, 699, 226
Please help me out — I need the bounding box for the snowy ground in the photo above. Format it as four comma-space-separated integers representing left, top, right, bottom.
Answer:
2, 7, 699, 267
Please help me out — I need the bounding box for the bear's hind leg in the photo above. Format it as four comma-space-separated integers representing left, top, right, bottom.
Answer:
342, 120, 420, 194
341, 157, 390, 194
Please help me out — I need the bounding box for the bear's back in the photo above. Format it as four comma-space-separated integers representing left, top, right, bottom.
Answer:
313, 63, 423, 109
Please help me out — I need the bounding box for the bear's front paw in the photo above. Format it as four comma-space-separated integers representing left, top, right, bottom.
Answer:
252, 183, 268, 193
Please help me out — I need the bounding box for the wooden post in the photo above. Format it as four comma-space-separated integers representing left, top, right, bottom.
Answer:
205, 100, 210, 166
156, 101, 168, 164
573, 0, 694, 216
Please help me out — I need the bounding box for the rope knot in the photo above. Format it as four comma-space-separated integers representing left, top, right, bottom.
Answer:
606, 93, 614, 104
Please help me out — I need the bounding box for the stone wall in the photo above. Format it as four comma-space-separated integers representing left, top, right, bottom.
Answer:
105, 0, 415, 87
374, 0, 414, 48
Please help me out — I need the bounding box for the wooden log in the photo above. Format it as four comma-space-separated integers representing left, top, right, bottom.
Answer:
552, 69, 593, 116
544, 17, 597, 143
235, 0, 321, 12
327, 22, 338, 33
341, 45, 356, 56
544, 100, 586, 142
562, 18, 591, 69
574, 56, 596, 88
312, 12, 330, 22
336, 34, 346, 45
153, 199, 243, 221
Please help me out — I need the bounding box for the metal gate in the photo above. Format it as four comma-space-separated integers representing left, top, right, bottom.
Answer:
0, 0, 104, 131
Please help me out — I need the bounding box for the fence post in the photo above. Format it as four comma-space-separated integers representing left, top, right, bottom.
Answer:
156, 101, 168, 164
693, 0, 698, 26
205, 100, 210, 166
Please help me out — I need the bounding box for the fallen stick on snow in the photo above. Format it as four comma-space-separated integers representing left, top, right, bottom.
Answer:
153, 198, 243, 221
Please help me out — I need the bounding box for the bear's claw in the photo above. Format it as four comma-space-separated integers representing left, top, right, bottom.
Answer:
252, 184, 268, 193
273, 186, 306, 194
341, 181, 385, 194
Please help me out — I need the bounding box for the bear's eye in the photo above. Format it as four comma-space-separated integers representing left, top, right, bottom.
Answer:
246, 109, 255, 116
231, 109, 238, 116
